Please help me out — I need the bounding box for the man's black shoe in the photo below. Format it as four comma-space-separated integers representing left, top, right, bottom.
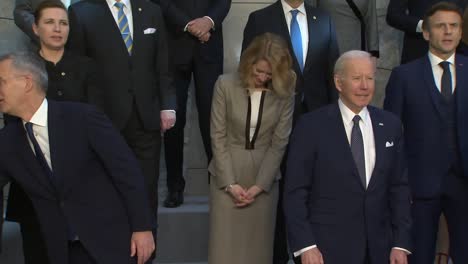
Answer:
163, 191, 184, 208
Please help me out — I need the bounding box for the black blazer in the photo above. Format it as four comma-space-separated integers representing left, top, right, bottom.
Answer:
242, 1, 339, 116
68, 0, 176, 130
0, 101, 153, 264
284, 104, 412, 263
151, 0, 231, 65
386, 0, 466, 64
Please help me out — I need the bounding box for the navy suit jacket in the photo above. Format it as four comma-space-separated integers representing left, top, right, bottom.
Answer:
386, 0, 466, 63
384, 54, 468, 198
284, 103, 412, 263
242, 1, 339, 117
67, 0, 176, 130
151, 0, 231, 65
0, 101, 153, 264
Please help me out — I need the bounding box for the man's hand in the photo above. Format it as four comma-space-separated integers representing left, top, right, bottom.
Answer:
160, 111, 176, 133
130, 231, 155, 264
301, 247, 324, 264
390, 248, 408, 264
199, 32, 211, 43
187, 17, 213, 38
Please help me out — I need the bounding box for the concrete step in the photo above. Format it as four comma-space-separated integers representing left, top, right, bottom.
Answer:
156, 196, 209, 263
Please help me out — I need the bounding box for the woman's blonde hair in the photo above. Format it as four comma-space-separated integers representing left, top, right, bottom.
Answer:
238, 33, 296, 98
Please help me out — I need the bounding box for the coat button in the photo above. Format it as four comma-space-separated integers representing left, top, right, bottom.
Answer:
61, 72, 66, 76
60, 201, 65, 208
57, 91, 63, 96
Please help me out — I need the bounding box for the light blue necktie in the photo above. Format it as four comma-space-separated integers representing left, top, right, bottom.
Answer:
115, 2, 133, 54
290, 9, 303, 72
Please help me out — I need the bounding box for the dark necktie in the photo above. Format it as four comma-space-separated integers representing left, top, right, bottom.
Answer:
25, 122, 53, 179
350, 115, 366, 188
439, 61, 452, 100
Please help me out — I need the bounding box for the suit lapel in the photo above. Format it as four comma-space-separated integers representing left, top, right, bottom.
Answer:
455, 54, 466, 116
422, 56, 444, 119
11, 121, 56, 195
367, 107, 385, 191
329, 104, 366, 191
47, 101, 67, 197
303, 4, 316, 72
130, 0, 143, 55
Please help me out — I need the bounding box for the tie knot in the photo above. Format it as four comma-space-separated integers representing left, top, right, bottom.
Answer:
291, 9, 300, 18
114, 1, 124, 9
352, 115, 361, 125
439, 61, 450, 71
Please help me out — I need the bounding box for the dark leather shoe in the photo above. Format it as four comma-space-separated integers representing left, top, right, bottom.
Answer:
163, 191, 184, 208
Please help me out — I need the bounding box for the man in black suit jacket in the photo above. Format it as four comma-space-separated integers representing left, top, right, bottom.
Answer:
67, 0, 176, 233
0, 52, 155, 264
242, 1, 339, 262
151, 0, 231, 208
385, 3, 468, 262
284, 50, 412, 264
386, 0, 466, 64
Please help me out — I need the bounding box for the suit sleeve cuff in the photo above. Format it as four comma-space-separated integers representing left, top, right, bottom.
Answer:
204, 16, 215, 30
293, 245, 317, 257
393, 247, 412, 255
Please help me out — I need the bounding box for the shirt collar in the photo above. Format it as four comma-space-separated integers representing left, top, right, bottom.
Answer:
338, 98, 369, 127
428, 51, 455, 68
23, 98, 48, 127
107, 0, 131, 10
281, 0, 306, 17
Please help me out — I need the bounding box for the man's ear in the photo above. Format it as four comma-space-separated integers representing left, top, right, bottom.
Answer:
334, 74, 342, 93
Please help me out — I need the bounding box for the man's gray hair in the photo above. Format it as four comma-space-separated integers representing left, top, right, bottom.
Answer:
334, 50, 373, 75
0, 51, 48, 92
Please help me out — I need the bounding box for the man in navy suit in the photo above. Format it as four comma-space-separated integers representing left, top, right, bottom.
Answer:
386, 0, 466, 64
284, 50, 412, 264
385, 3, 468, 263
0, 52, 155, 264
242, 2, 339, 262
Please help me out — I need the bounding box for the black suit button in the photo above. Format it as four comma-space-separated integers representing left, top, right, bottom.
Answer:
57, 91, 63, 96
60, 201, 65, 208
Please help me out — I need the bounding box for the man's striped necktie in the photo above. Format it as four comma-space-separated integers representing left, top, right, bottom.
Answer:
115, 2, 133, 54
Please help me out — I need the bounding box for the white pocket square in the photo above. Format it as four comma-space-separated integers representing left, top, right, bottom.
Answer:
385, 141, 394, 148
144, 28, 156, 34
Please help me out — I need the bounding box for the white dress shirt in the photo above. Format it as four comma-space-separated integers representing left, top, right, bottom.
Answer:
294, 100, 410, 257
106, 0, 134, 38
281, 0, 309, 66
428, 51, 456, 93
23, 99, 52, 170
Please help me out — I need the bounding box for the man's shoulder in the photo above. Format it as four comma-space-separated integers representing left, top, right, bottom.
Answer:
250, 1, 280, 17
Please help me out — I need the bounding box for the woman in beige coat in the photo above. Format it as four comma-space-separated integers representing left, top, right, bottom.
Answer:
208, 33, 296, 264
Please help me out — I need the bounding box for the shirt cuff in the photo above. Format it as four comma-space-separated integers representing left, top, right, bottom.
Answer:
204, 16, 215, 30
416, 20, 423, 33
393, 247, 412, 255
293, 245, 317, 257
161, 110, 176, 114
